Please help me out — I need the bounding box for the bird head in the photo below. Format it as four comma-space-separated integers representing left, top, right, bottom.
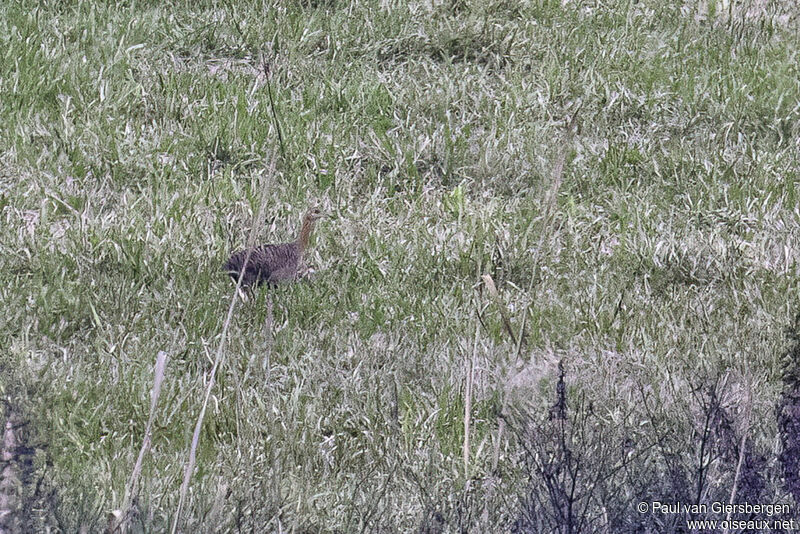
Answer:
305, 206, 324, 222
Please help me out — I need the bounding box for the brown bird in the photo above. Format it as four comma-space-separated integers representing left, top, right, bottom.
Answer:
224, 207, 323, 288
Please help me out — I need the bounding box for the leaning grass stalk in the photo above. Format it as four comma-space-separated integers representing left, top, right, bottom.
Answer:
723, 387, 752, 534
491, 417, 504, 474
0, 410, 20, 531
262, 59, 286, 163
171, 161, 273, 533
115, 350, 168, 533
493, 104, 579, 474
479, 273, 521, 472
171, 241, 254, 533
481, 274, 517, 346
493, 309, 528, 472
464, 319, 479, 475
525, 101, 580, 297
723, 430, 749, 534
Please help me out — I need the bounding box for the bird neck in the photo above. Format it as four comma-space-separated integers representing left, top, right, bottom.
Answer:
296, 217, 315, 253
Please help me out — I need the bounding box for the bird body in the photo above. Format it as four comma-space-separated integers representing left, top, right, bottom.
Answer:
225, 207, 322, 287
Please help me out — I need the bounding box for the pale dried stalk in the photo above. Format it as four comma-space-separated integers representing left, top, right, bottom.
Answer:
111, 351, 168, 533
171, 160, 273, 533
492, 308, 527, 472
480, 273, 520, 472
724, 386, 753, 534
481, 274, 517, 346
526, 101, 580, 296
488, 105, 580, 474
0, 411, 20, 534
464, 320, 479, 475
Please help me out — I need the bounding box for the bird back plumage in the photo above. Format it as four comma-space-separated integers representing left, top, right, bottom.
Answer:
224, 242, 301, 287
224, 206, 322, 288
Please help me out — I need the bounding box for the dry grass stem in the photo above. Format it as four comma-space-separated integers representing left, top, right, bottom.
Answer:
171, 160, 274, 533
0, 412, 20, 533
481, 274, 517, 346
111, 350, 168, 533
464, 320, 479, 476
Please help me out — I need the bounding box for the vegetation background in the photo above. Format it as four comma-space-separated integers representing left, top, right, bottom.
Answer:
1, 0, 799, 531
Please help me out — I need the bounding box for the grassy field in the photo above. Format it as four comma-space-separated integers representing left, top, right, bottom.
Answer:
1, 0, 799, 531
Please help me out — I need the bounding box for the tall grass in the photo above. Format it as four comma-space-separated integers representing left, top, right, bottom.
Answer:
0, 0, 799, 531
